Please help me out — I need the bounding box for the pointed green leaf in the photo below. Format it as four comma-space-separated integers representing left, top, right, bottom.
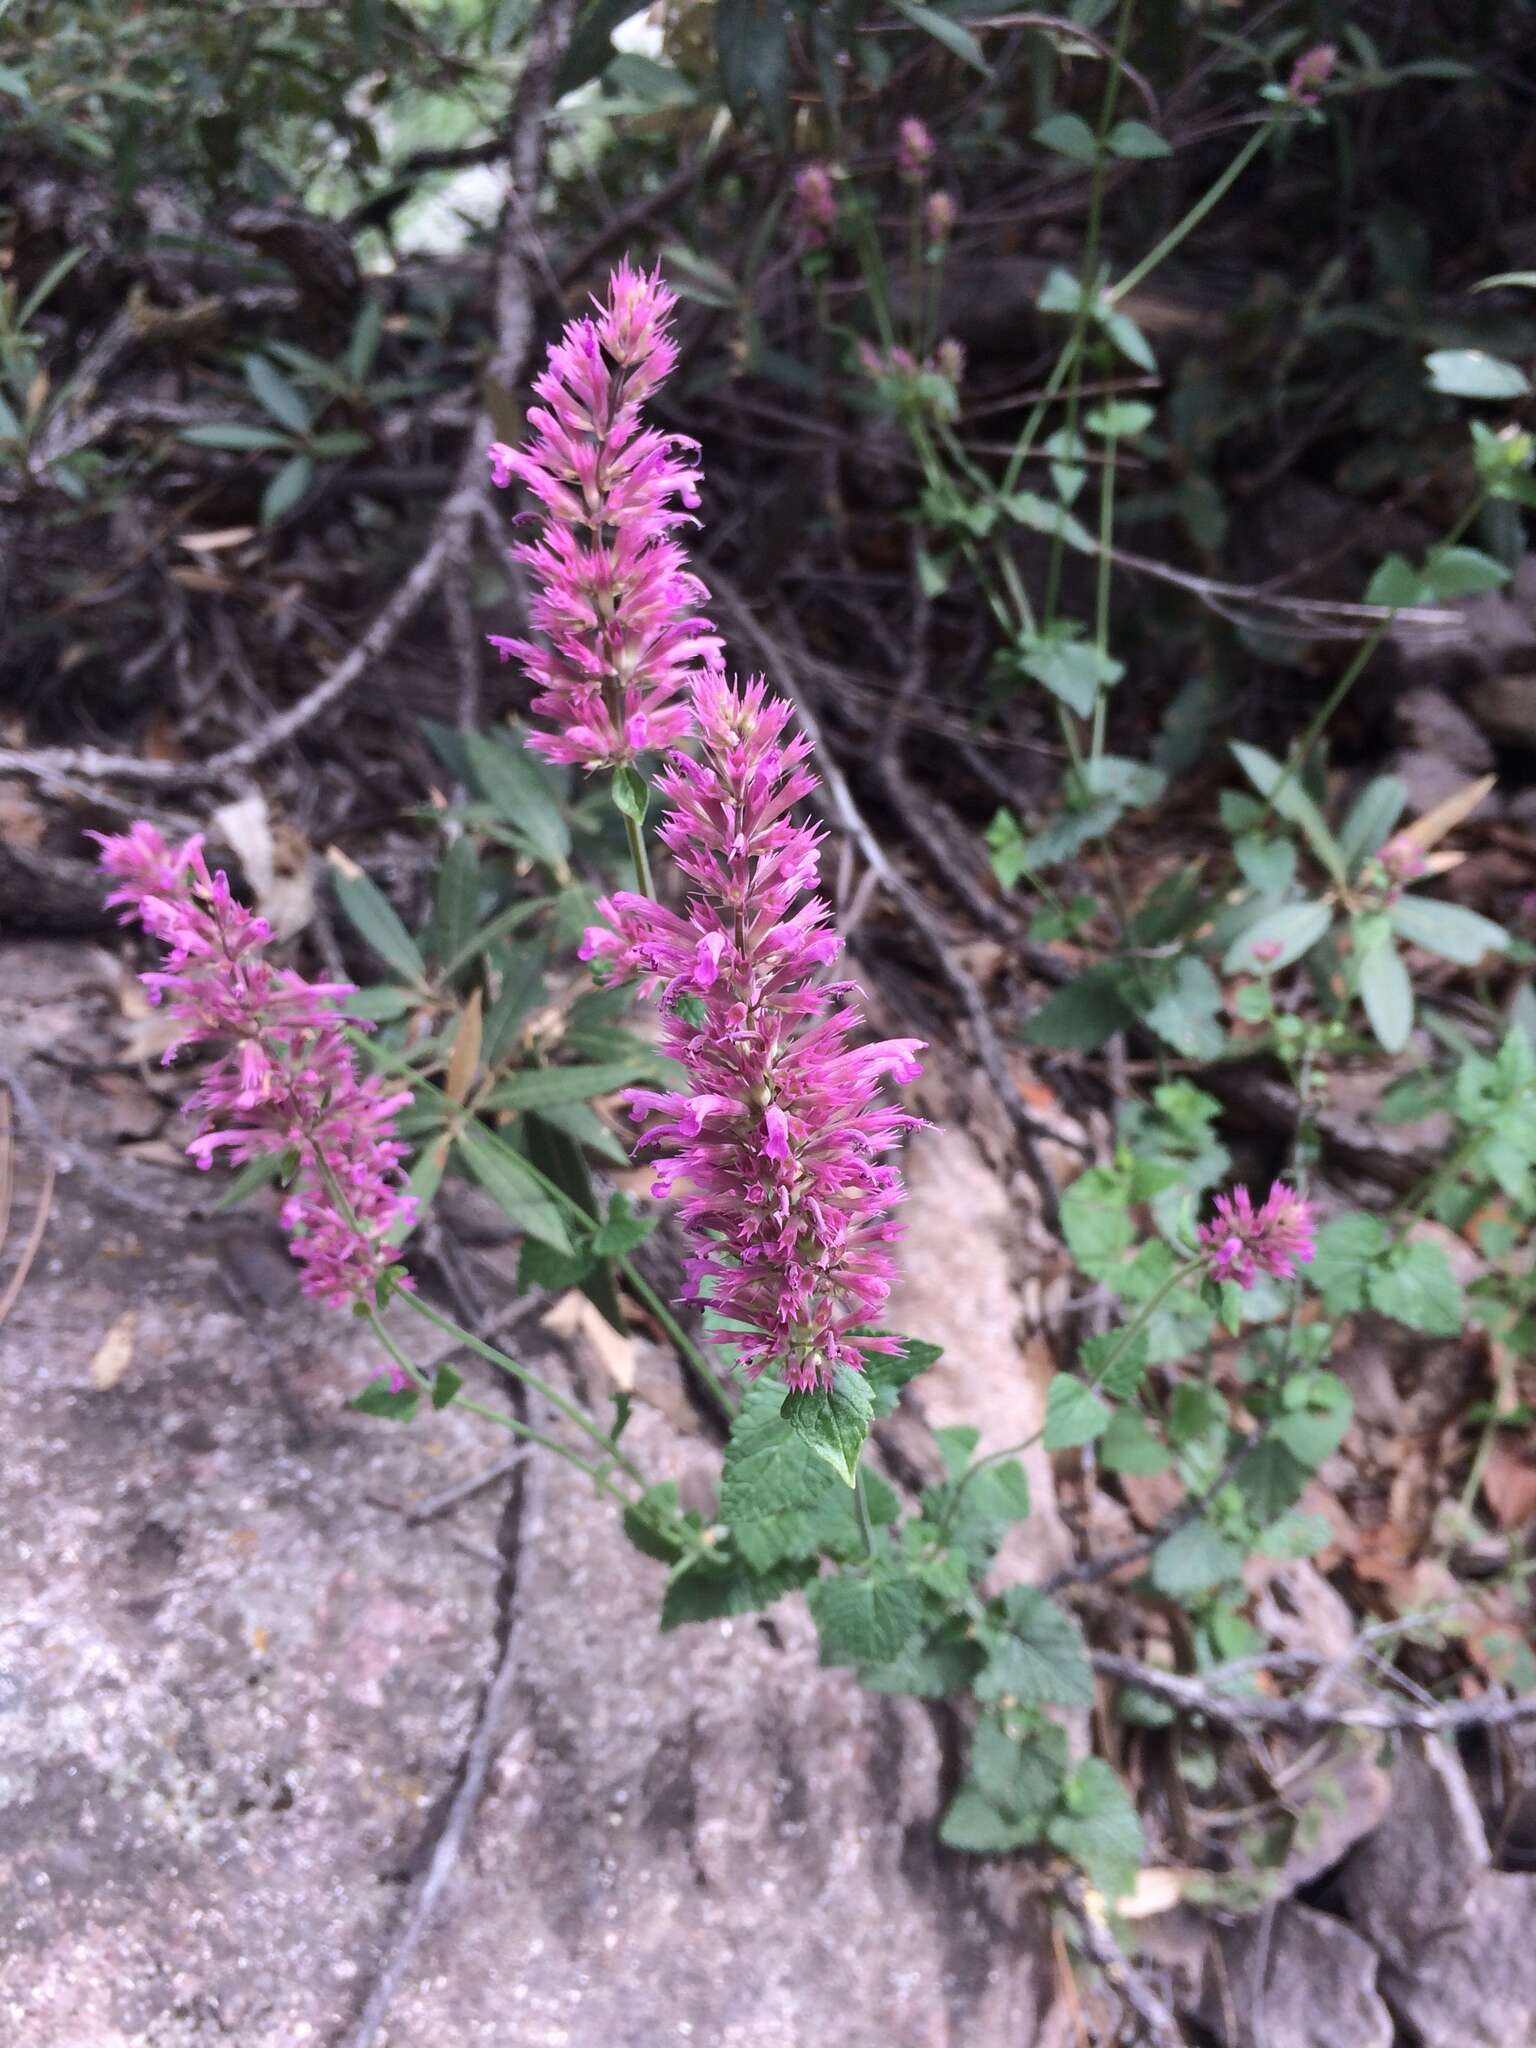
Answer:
331, 866, 426, 983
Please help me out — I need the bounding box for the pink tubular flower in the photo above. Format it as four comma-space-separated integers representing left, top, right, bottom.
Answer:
486, 261, 722, 772
1287, 42, 1337, 105
896, 117, 935, 181
792, 162, 838, 244
1197, 1181, 1317, 1291
924, 189, 956, 244
94, 824, 416, 1325
581, 675, 925, 1392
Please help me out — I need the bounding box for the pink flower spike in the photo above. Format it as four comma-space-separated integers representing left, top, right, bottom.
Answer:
896, 117, 935, 181
586, 674, 925, 1393
1197, 1181, 1316, 1292
93, 825, 417, 1317
924, 190, 956, 244
486, 263, 722, 774
1287, 42, 1337, 105
792, 162, 837, 244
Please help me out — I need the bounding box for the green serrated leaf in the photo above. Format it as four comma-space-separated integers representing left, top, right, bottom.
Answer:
430, 1363, 463, 1411
660, 1550, 813, 1629
719, 1380, 846, 1570
807, 1570, 924, 1666
1367, 1237, 1463, 1334
1043, 1374, 1112, 1449
351, 1375, 419, 1421
1310, 1214, 1388, 1314
781, 1368, 874, 1486
1099, 1408, 1171, 1475
975, 1586, 1093, 1707
1048, 1757, 1143, 1892
1022, 965, 1135, 1051
1150, 1519, 1244, 1598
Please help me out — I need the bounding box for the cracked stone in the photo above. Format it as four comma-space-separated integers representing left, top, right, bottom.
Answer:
1197, 1904, 1393, 2048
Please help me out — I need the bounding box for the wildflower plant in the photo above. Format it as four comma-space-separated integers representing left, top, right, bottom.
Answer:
96, 213, 1530, 1919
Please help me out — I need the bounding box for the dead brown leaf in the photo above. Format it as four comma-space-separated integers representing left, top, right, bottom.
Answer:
542, 1289, 635, 1391
89, 1310, 137, 1391
1481, 1435, 1536, 1531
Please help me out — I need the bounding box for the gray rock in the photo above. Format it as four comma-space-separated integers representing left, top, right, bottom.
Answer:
1391, 685, 1495, 772
1341, 1738, 1536, 2048
1383, 746, 1502, 821
0, 1011, 1063, 2047
1198, 1904, 1393, 2048
1470, 672, 1536, 748
1378, 1871, 1536, 2048
1340, 1736, 1490, 1970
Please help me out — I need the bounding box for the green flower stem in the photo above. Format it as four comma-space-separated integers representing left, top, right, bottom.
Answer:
908, 189, 924, 355
1001, 111, 1278, 503
401, 1289, 652, 1490
1104, 118, 1273, 310
621, 806, 654, 897
344, 1028, 737, 1421
618, 1257, 735, 1418
1089, 429, 1120, 766
366, 1306, 643, 1514
940, 1257, 1204, 1539
1039, 0, 1130, 632
1259, 493, 1487, 827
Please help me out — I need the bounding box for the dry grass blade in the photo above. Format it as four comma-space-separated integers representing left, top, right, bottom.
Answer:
0, 1139, 56, 1332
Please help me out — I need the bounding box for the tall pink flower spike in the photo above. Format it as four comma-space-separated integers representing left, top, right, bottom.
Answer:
1198, 1182, 1317, 1291
582, 676, 926, 1392
94, 824, 416, 1323
486, 261, 722, 772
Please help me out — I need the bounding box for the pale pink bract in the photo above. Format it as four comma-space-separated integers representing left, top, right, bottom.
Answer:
581, 675, 925, 1392
94, 824, 416, 1325
486, 261, 722, 772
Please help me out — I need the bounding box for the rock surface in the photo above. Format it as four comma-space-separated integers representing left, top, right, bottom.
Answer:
0, 956, 1066, 2047
1341, 1737, 1536, 2048
1199, 1905, 1393, 2048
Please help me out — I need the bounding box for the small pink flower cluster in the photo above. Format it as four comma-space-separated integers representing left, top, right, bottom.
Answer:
1287, 43, 1337, 105
486, 261, 722, 772
896, 117, 935, 181
1198, 1181, 1316, 1290
791, 162, 837, 245
582, 676, 925, 1391
95, 823, 416, 1315
1378, 832, 1428, 886
924, 190, 957, 244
